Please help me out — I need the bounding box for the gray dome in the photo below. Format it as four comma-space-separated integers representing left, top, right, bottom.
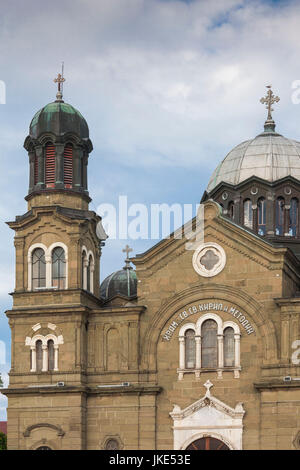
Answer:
100, 267, 137, 302
207, 131, 300, 193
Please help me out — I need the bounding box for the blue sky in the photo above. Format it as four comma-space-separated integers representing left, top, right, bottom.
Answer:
1, 0, 300, 418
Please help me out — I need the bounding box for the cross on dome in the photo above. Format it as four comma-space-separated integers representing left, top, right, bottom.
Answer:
260, 85, 280, 132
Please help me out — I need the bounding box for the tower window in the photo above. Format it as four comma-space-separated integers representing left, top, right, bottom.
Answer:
52, 247, 66, 289
289, 198, 298, 237
64, 144, 73, 188
185, 329, 196, 369
36, 340, 43, 373
275, 197, 285, 235
257, 197, 266, 235
243, 199, 253, 229
45, 144, 56, 188
48, 339, 55, 371
32, 248, 46, 289
201, 319, 217, 368
228, 201, 234, 220
224, 327, 235, 367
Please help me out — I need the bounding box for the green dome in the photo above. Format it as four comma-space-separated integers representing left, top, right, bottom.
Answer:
29, 101, 89, 139
100, 267, 137, 302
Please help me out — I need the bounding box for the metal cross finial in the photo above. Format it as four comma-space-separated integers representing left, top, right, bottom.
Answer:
54, 63, 65, 101
122, 245, 133, 269
260, 85, 280, 122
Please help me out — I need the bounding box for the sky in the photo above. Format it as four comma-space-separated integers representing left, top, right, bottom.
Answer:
1, 0, 300, 418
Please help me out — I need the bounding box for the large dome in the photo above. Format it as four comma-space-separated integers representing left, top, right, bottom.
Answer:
29, 101, 89, 139
207, 131, 300, 193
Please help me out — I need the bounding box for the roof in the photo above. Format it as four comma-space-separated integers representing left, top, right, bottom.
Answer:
100, 267, 137, 302
29, 101, 89, 139
207, 131, 300, 193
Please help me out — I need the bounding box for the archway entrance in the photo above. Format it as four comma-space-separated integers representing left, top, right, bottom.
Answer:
186, 437, 230, 450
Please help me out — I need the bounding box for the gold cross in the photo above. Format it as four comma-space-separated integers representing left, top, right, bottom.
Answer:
122, 244, 132, 259
54, 72, 65, 93
260, 85, 280, 121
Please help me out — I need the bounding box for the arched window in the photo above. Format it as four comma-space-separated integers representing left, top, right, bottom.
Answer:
48, 339, 55, 371
228, 201, 234, 220
224, 327, 235, 367
32, 248, 46, 289
52, 247, 66, 289
201, 320, 217, 368
275, 197, 285, 235
290, 198, 298, 236
36, 340, 43, 373
63, 144, 73, 188
257, 197, 266, 235
185, 329, 196, 369
45, 143, 55, 188
243, 199, 253, 229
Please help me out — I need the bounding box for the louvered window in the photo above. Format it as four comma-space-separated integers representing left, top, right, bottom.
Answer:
45, 144, 55, 187
34, 154, 38, 185
64, 144, 73, 188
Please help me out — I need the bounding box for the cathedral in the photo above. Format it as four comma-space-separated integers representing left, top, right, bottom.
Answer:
3, 79, 300, 450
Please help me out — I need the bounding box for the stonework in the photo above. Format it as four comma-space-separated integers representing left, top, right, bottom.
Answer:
3, 92, 300, 450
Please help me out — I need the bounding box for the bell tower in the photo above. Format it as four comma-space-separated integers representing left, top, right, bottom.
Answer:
4, 74, 107, 450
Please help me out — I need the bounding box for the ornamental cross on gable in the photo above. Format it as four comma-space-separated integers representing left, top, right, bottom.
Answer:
260, 85, 280, 121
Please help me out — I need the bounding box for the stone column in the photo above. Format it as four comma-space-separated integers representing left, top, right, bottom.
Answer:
284, 204, 290, 236
30, 345, 36, 372
217, 334, 224, 378
195, 336, 201, 379
55, 143, 64, 188
252, 204, 258, 233
42, 344, 48, 372
36, 145, 44, 188
54, 344, 59, 371
266, 192, 275, 235
28, 151, 35, 192
82, 153, 88, 191
179, 337, 185, 370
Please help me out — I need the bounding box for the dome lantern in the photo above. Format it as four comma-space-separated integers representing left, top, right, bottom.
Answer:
24, 71, 93, 203
202, 87, 300, 249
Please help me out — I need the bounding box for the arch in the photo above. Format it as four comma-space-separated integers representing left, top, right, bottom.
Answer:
141, 283, 277, 370
24, 423, 65, 438
180, 432, 235, 451
186, 436, 230, 450
196, 313, 223, 335
178, 323, 196, 336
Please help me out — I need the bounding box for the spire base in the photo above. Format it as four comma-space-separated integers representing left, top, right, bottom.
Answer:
264, 119, 276, 133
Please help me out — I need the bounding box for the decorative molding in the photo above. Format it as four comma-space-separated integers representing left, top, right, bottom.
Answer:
23, 423, 65, 438
192, 242, 226, 278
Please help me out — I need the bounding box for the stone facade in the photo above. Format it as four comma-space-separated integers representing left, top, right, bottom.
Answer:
3, 89, 300, 450
4, 197, 300, 450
